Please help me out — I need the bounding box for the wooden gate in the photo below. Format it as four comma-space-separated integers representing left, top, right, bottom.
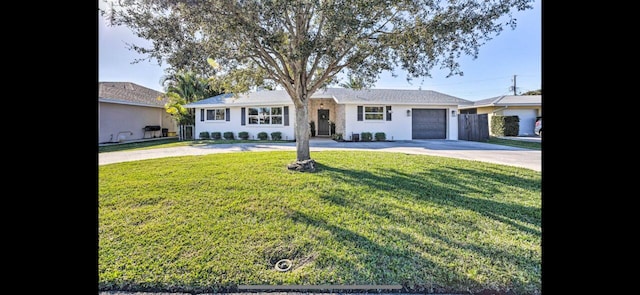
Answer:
458, 114, 489, 141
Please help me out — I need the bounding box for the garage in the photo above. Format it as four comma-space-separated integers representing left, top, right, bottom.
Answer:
503, 109, 538, 136
411, 109, 446, 139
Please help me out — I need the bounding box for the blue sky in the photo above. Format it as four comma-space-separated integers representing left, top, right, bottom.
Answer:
98, 1, 540, 101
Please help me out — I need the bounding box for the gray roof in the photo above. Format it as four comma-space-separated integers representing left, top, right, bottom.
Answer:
99, 82, 167, 107
460, 95, 541, 109
185, 88, 473, 107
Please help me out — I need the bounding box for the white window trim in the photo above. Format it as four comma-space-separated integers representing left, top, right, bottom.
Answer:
364, 105, 385, 121
204, 108, 226, 122
247, 106, 284, 126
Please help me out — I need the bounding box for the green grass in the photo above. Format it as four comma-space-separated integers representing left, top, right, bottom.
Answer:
99, 151, 541, 294
98, 138, 293, 153
485, 137, 541, 150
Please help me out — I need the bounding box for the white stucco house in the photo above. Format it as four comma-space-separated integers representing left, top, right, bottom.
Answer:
184, 88, 473, 141
98, 82, 177, 143
458, 95, 542, 136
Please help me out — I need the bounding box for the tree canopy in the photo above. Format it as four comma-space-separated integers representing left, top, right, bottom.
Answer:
103, 0, 534, 169
522, 89, 541, 95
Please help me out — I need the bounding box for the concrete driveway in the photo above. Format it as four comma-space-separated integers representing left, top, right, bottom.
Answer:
98, 139, 541, 172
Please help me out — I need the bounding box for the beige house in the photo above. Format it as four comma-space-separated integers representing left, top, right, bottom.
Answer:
98, 82, 177, 143
458, 95, 541, 136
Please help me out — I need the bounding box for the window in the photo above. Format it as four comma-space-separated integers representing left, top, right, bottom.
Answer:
205, 108, 225, 121
364, 106, 384, 120
247, 107, 283, 125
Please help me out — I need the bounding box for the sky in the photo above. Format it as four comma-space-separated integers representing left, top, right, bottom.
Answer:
98, 1, 541, 102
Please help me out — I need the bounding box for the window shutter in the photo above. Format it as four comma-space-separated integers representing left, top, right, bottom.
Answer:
357, 106, 363, 121
241, 107, 246, 126
200, 109, 204, 122
284, 106, 289, 126
225, 108, 230, 121
386, 106, 392, 121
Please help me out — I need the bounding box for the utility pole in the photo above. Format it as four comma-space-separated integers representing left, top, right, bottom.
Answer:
510, 74, 517, 95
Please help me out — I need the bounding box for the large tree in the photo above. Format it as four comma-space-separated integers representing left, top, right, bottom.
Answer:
103, 0, 534, 170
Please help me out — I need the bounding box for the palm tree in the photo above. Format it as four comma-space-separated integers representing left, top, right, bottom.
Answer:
159, 71, 220, 125
339, 74, 365, 90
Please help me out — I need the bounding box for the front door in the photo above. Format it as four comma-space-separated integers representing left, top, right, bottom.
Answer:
317, 109, 330, 136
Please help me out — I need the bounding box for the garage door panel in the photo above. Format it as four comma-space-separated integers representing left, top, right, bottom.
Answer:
412, 109, 446, 139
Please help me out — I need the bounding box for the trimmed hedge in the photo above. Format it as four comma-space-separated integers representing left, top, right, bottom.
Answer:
223, 132, 235, 140
361, 132, 373, 142
257, 132, 268, 140
270, 132, 282, 140
211, 132, 222, 140
491, 115, 520, 136
374, 132, 386, 141
199, 132, 210, 139
238, 131, 249, 140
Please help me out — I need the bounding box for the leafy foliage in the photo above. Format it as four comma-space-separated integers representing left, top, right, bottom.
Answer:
104, 0, 534, 162
360, 132, 373, 142
238, 131, 249, 140
160, 71, 221, 125
199, 131, 210, 139
270, 132, 282, 140
522, 89, 541, 95
223, 132, 235, 140
491, 115, 520, 136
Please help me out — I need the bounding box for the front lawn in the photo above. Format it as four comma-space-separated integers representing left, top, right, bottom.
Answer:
99, 151, 541, 294
485, 137, 541, 150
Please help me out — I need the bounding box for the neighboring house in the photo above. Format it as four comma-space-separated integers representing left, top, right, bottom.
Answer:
184, 88, 473, 141
458, 95, 541, 136
98, 82, 177, 144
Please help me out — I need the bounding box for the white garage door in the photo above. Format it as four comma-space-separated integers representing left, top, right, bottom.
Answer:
503, 109, 538, 136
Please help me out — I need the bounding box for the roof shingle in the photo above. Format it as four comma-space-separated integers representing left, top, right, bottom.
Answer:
99, 82, 167, 107
462, 95, 541, 108
185, 88, 473, 107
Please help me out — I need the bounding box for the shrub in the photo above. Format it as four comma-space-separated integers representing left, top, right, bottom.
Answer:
332, 133, 343, 141
199, 131, 210, 139
361, 132, 373, 142
491, 116, 520, 136
238, 131, 249, 140
257, 132, 268, 140
374, 132, 386, 141
211, 132, 222, 140
270, 132, 282, 140
223, 132, 235, 140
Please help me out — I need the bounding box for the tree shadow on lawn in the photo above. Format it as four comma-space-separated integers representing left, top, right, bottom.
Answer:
300, 162, 541, 294
288, 209, 474, 294
317, 162, 541, 235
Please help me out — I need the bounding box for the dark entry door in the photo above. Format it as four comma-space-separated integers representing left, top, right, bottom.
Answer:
317, 109, 330, 136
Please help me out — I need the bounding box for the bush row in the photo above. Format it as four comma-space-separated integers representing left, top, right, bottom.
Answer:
199, 131, 283, 140
332, 132, 387, 141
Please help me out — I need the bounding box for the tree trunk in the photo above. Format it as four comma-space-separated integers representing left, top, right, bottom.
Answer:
294, 102, 311, 161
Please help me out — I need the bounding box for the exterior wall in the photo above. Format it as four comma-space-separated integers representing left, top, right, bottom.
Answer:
343, 104, 459, 140
308, 98, 337, 136
99, 102, 174, 143
334, 104, 346, 136
477, 106, 542, 136
194, 105, 297, 140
